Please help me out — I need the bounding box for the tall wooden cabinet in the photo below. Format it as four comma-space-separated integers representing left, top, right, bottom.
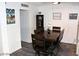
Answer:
36, 15, 44, 30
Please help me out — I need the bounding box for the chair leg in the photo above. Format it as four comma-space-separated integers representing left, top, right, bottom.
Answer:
52, 47, 59, 56
35, 52, 37, 56
50, 52, 53, 56
49, 52, 56, 56
55, 45, 61, 56
48, 50, 54, 56
37, 51, 40, 56
35, 51, 40, 56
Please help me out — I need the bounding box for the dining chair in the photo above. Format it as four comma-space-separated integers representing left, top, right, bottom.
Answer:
34, 29, 44, 34
48, 29, 64, 56
57, 29, 64, 48
31, 34, 49, 56
52, 26, 61, 32
31, 34, 37, 53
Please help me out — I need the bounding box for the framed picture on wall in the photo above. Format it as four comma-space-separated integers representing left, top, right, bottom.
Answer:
6, 8, 15, 24
53, 12, 61, 20
69, 13, 78, 20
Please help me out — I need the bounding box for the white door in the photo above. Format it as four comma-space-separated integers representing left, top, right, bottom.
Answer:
20, 9, 30, 42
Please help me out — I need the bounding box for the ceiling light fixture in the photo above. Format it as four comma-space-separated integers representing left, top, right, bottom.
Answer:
53, 2, 60, 4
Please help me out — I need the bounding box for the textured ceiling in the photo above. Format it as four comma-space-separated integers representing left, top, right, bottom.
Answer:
27, 2, 52, 6
25, 2, 79, 6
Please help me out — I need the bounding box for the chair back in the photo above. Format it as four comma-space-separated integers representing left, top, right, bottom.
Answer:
52, 26, 61, 32
31, 34, 36, 50
53, 29, 64, 45
58, 29, 64, 42
31, 34, 46, 51
34, 29, 44, 34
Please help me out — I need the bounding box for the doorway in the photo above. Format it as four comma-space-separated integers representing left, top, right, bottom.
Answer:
20, 9, 30, 47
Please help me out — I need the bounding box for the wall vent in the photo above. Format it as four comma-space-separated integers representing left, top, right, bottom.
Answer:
21, 4, 29, 7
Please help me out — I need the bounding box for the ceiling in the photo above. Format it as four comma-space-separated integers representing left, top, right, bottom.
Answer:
26, 2, 79, 6
27, 2, 52, 6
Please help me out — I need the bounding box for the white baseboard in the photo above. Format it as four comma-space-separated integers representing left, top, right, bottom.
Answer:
21, 40, 32, 43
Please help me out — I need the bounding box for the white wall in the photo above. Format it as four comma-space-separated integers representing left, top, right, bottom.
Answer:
27, 4, 39, 34
5, 2, 38, 53
0, 3, 3, 54
5, 2, 21, 53
0, 23, 3, 55
38, 2, 79, 44
0, 2, 9, 55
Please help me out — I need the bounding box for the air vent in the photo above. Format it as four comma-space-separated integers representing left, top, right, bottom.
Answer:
21, 4, 29, 7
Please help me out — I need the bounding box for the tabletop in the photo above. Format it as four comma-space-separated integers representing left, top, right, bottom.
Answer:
35, 30, 60, 42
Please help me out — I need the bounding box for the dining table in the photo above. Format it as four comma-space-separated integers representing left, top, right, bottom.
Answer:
35, 30, 60, 43
34, 30, 60, 49
33, 30, 61, 55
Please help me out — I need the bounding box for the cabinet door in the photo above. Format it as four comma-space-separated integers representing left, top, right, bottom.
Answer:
36, 15, 44, 29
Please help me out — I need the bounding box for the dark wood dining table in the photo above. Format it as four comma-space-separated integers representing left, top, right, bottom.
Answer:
35, 30, 60, 49
33, 30, 61, 55
35, 30, 60, 43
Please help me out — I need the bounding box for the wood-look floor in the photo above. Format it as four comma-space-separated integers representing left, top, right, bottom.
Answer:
10, 41, 76, 56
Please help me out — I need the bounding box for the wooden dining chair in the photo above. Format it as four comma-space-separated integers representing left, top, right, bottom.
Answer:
31, 34, 41, 55
48, 29, 64, 56
31, 34, 37, 51
57, 29, 64, 48
34, 29, 44, 34
52, 26, 61, 32
31, 34, 49, 56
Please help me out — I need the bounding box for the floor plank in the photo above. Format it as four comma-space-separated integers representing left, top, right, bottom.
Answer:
10, 41, 76, 56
